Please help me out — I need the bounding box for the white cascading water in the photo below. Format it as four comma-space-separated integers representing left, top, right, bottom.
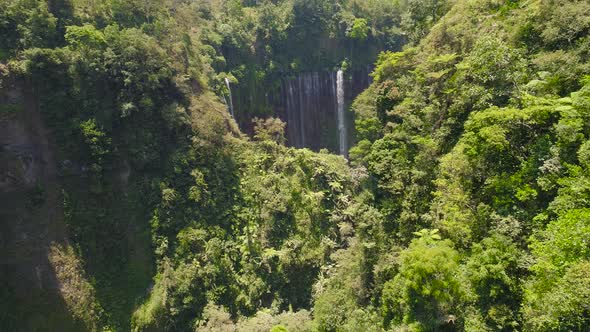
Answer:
299, 75, 306, 147
224, 77, 235, 118
278, 69, 370, 151
337, 70, 346, 156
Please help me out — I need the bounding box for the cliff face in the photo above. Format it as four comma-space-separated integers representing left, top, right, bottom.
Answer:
0, 79, 135, 331
231, 68, 372, 153
0, 80, 85, 331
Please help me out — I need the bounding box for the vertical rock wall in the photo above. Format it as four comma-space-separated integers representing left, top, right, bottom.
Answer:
233, 68, 372, 153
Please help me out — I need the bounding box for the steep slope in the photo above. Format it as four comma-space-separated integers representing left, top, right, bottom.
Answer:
313, 0, 590, 330
0, 75, 102, 331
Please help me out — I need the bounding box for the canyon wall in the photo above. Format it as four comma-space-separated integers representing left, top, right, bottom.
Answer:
231, 68, 372, 154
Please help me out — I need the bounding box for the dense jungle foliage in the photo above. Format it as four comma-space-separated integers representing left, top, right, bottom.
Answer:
1, 0, 590, 331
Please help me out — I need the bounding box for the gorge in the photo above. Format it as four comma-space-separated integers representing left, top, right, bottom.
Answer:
2, 0, 590, 331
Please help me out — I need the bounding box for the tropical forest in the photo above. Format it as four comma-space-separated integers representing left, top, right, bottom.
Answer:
1, 0, 590, 331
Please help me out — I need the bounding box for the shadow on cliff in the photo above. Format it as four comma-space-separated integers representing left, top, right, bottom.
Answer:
0, 81, 89, 331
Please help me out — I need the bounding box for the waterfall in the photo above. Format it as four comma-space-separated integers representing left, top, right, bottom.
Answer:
248, 68, 369, 152
299, 75, 306, 147
337, 70, 346, 156
224, 77, 235, 118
